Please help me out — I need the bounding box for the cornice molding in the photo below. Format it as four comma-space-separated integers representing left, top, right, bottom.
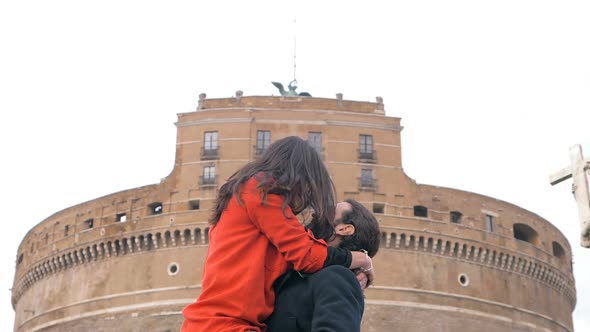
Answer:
176, 117, 402, 132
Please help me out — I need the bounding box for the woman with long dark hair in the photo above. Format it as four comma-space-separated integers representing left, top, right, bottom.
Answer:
182, 136, 374, 332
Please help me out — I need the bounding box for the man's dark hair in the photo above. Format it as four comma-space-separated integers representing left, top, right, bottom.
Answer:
337, 199, 380, 257
210, 136, 337, 240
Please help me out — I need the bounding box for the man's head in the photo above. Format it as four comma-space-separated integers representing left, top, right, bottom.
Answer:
329, 199, 380, 257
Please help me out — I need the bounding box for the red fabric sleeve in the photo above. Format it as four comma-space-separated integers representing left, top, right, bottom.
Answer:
243, 181, 328, 273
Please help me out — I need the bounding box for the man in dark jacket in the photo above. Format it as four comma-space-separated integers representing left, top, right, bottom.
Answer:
266, 199, 381, 332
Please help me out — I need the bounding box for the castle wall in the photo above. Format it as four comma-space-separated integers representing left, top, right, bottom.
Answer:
12, 95, 575, 331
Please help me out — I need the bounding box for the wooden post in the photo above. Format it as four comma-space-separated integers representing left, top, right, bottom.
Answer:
549, 145, 590, 248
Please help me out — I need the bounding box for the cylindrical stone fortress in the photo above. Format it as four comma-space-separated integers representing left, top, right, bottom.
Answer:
12, 95, 575, 332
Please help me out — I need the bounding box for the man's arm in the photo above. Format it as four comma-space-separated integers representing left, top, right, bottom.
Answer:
309, 265, 364, 332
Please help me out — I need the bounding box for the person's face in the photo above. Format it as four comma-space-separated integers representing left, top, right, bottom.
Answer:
328, 202, 354, 247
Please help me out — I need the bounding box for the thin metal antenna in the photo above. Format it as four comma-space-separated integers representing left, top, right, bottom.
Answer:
293, 16, 297, 83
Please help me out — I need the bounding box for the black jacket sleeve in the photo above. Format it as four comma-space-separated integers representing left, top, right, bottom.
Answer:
323, 247, 352, 268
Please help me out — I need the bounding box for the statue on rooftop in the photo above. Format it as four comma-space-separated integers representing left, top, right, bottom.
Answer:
272, 80, 311, 97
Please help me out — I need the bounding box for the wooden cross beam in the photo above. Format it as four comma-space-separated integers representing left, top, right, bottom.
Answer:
549, 145, 590, 248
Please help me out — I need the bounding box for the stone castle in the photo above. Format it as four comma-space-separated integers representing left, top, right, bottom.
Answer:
12, 92, 576, 331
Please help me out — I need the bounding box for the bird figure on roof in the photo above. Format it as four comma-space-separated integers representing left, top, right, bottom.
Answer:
271, 80, 312, 97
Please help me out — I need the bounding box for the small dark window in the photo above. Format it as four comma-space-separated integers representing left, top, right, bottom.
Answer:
552, 241, 565, 258
450, 211, 462, 223
373, 203, 385, 214
45, 233, 49, 244
116, 213, 127, 223
513, 223, 539, 245
17, 253, 24, 265
64, 225, 70, 237
149, 202, 163, 215
458, 273, 469, 287
168, 263, 179, 276
485, 215, 494, 232
414, 205, 428, 217
189, 199, 200, 210
85, 218, 94, 229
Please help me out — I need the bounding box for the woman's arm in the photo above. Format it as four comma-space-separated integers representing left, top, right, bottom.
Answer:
244, 183, 329, 273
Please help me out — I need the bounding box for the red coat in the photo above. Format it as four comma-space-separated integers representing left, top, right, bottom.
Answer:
182, 177, 329, 332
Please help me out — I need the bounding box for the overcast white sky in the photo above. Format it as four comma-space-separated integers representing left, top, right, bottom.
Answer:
1, 1, 589, 330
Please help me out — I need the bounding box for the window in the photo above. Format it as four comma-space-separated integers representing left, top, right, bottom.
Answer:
204, 166, 215, 180
64, 225, 70, 237
84, 218, 94, 229
256, 130, 271, 155
202, 131, 219, 159
450, 211, 462, 223
359, 134, 374, 160
552, 241, 565, 258
168, 262, 180, 276
360, 169, 374, 187
116, 213, 127, 223
189, 199, 200, 210
513, 223, 539, 245
458, 273, 470, 287
149, 202, 163, 215
414, 205, 428, 217
204, 131, 218, 150
201, 166, 216, 185
485, 214, 494, 232
373, 203, 385, 214
308, 132, 322, 154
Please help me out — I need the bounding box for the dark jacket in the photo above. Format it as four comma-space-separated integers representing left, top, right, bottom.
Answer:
266, 265, 364, 332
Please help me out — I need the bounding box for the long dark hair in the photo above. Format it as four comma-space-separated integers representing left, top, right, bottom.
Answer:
210, 136, 337, 240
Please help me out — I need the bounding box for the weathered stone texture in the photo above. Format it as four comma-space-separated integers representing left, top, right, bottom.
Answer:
12, 95, 575, 332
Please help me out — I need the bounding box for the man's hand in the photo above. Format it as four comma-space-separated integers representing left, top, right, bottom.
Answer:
350, 251, 374, 289
355, 270, 369, 289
